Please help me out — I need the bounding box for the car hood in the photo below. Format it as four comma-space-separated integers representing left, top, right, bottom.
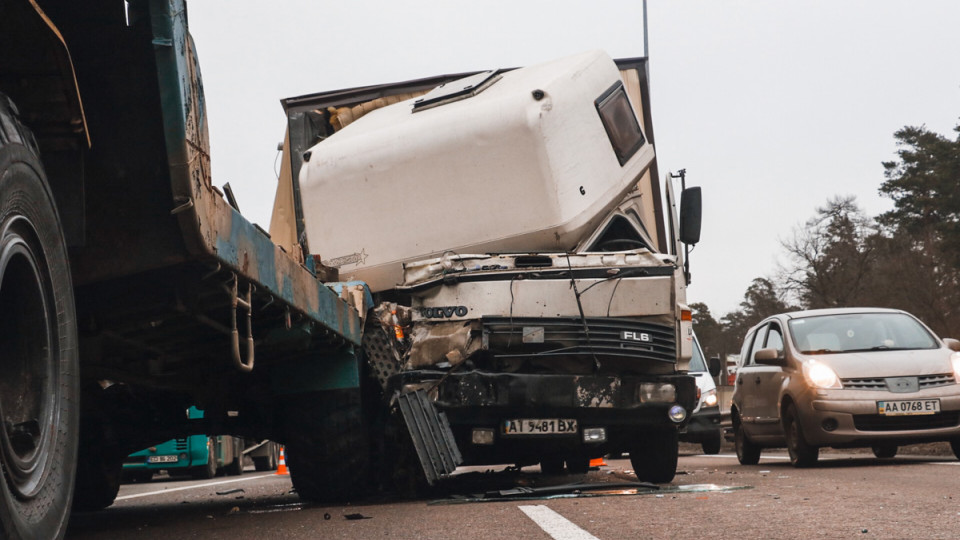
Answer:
806, 348, 954, 379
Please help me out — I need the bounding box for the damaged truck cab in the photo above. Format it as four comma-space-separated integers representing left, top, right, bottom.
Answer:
276, 51, 702, 484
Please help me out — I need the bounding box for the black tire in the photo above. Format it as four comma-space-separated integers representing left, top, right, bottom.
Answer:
192, 439, 217, 479
701, 429, 723, 455
565, 457, 590, 475
539, 456, 565, 475
253, 442, 278, 472
950, 439, 960, 461
282, 389, 371, 503
225, 439, 244, 476
0, 94, 80, 538
630, 430, 680, 483
783, 403, 819, 468
734, 418, 761, 465
71, 452, 122, 512
872, 444, 897, 459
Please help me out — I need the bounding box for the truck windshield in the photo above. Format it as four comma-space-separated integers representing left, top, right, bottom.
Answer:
788, 312, 939, 354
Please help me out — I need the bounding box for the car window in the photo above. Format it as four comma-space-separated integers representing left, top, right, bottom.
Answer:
747, 324, 769, 366
689, 335, 707, 372
788, 312, 938, 354
765, 324, 784, 353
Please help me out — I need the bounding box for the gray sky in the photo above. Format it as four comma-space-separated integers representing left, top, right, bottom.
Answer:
187, 1, 960, 317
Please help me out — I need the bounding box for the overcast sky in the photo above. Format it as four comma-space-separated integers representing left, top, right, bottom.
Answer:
186, 1, 960, 316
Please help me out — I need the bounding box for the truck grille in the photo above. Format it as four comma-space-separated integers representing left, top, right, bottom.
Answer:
841, 374, 955, 391
174, 438, 188, 451
853, 411, 960, 432
482, 317, 676, 363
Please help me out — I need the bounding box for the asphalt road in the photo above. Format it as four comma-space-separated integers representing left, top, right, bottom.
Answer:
66, 446, 960, 539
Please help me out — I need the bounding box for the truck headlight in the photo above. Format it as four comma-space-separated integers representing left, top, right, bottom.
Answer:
668, 405, 687, 423
638, 383, 676, 403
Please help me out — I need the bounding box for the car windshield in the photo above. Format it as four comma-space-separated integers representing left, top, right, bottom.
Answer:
788, 312, 938, 354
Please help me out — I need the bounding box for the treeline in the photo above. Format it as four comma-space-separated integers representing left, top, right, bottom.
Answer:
694, 119, 960, 360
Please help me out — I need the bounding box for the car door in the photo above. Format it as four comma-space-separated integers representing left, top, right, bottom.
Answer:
737, 322, 787, 440
735, 324, 767, 436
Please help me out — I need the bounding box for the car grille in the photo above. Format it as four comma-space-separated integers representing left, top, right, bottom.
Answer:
853, 411, 960, 432
841, 374, 955, 390
482, 317, 676, 363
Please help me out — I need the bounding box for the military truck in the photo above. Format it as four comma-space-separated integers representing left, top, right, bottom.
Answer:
274, 50, 703, 487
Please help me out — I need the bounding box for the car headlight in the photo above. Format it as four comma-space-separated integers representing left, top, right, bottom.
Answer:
702, 388, 718, 408
951, 352, 960, 383
804, 361, 841, 389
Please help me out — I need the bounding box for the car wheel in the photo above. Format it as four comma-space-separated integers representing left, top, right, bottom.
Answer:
0, 95, 80, 539
783, 403, 818, 467
950, 439, 960, 461
871, 444, 897, 459
701, 430, 723, 455
629, 430, 679, 483
734, 419, 761, 465
539, 456, 564, 475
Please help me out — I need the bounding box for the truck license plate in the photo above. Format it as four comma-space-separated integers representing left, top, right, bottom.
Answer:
502, 418, 577, 435
147, 455, 179, 463
877, 399, 940, 416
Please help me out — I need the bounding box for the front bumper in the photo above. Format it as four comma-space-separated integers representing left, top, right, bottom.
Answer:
679, 406, 721, 443
796, 385, 960, 447
393, 370, 696, 464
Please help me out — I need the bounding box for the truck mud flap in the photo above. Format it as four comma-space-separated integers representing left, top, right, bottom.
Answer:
397, 390, 462, 485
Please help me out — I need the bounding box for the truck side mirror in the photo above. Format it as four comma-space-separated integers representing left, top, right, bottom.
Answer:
679, 186, 701, 245
708, 355, 722, 378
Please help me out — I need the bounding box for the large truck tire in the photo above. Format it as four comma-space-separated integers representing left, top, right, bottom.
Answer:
282, 389, 371, 503
630, 429, 679, 483
71, 452, 122, 512
0, 95, 80, 539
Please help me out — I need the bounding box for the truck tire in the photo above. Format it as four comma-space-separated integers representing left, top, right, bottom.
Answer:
253, 442, 278, 471
701, 430, 723, 455
225, 438, 244, 476
71, 452, 122, 512
0, 94, 80, 539
282, 389, 371, 502
629, 430, 679, 483
192, 439, 217, 479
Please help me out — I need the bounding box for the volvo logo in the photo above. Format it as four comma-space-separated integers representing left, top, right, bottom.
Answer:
621, 331, 652, 342
420, 306, 469, 319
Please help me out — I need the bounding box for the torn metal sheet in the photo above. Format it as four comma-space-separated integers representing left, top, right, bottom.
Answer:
429, 483, 752, 505
406, 321, 481, 369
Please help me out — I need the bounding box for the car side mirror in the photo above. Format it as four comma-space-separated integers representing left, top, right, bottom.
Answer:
679, 186, 702, 245
944, 338, 960, 352
708, 355, 722, 378
754, 347, 786, 366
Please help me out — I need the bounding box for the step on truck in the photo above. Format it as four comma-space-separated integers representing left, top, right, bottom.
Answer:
1, 1, 372, 537
274, 50, 703, 488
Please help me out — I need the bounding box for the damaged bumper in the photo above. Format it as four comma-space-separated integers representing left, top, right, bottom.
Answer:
392, 370, 696, 465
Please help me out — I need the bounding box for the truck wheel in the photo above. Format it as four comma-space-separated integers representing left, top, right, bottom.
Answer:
539, 457, 564, 475
734, 418, 761, 465
253, 442, 278, 471
0, 95, 79, 538
783, 403, 818, 468
565, 457, 590, 475
701, 430, 723, 455
192, 439, 217, 479
225, 438, 244, 476
630, 430, 679, 483
71, 452, 123, 512
282, 389, 371, 502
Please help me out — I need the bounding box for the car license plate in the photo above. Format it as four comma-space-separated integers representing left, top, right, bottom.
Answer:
502, 418, 577, 435
877, 399, 940, 416
147, 455, 179, 463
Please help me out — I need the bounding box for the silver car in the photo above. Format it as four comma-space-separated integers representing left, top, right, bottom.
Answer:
731, 307, 960, 467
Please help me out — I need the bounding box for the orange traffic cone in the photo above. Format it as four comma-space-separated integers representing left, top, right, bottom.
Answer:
589, 457, 607, 468
275, 446, 289, 475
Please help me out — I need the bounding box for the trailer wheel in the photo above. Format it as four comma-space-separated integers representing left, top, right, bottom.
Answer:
282, 389, 371, 502
630, 430, 679, 483
0, 95, 79, 538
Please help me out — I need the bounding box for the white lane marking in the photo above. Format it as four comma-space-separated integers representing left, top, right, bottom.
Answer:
698, 453, 790, 460
115, 473, 276, 501
519, 505, 600, 540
